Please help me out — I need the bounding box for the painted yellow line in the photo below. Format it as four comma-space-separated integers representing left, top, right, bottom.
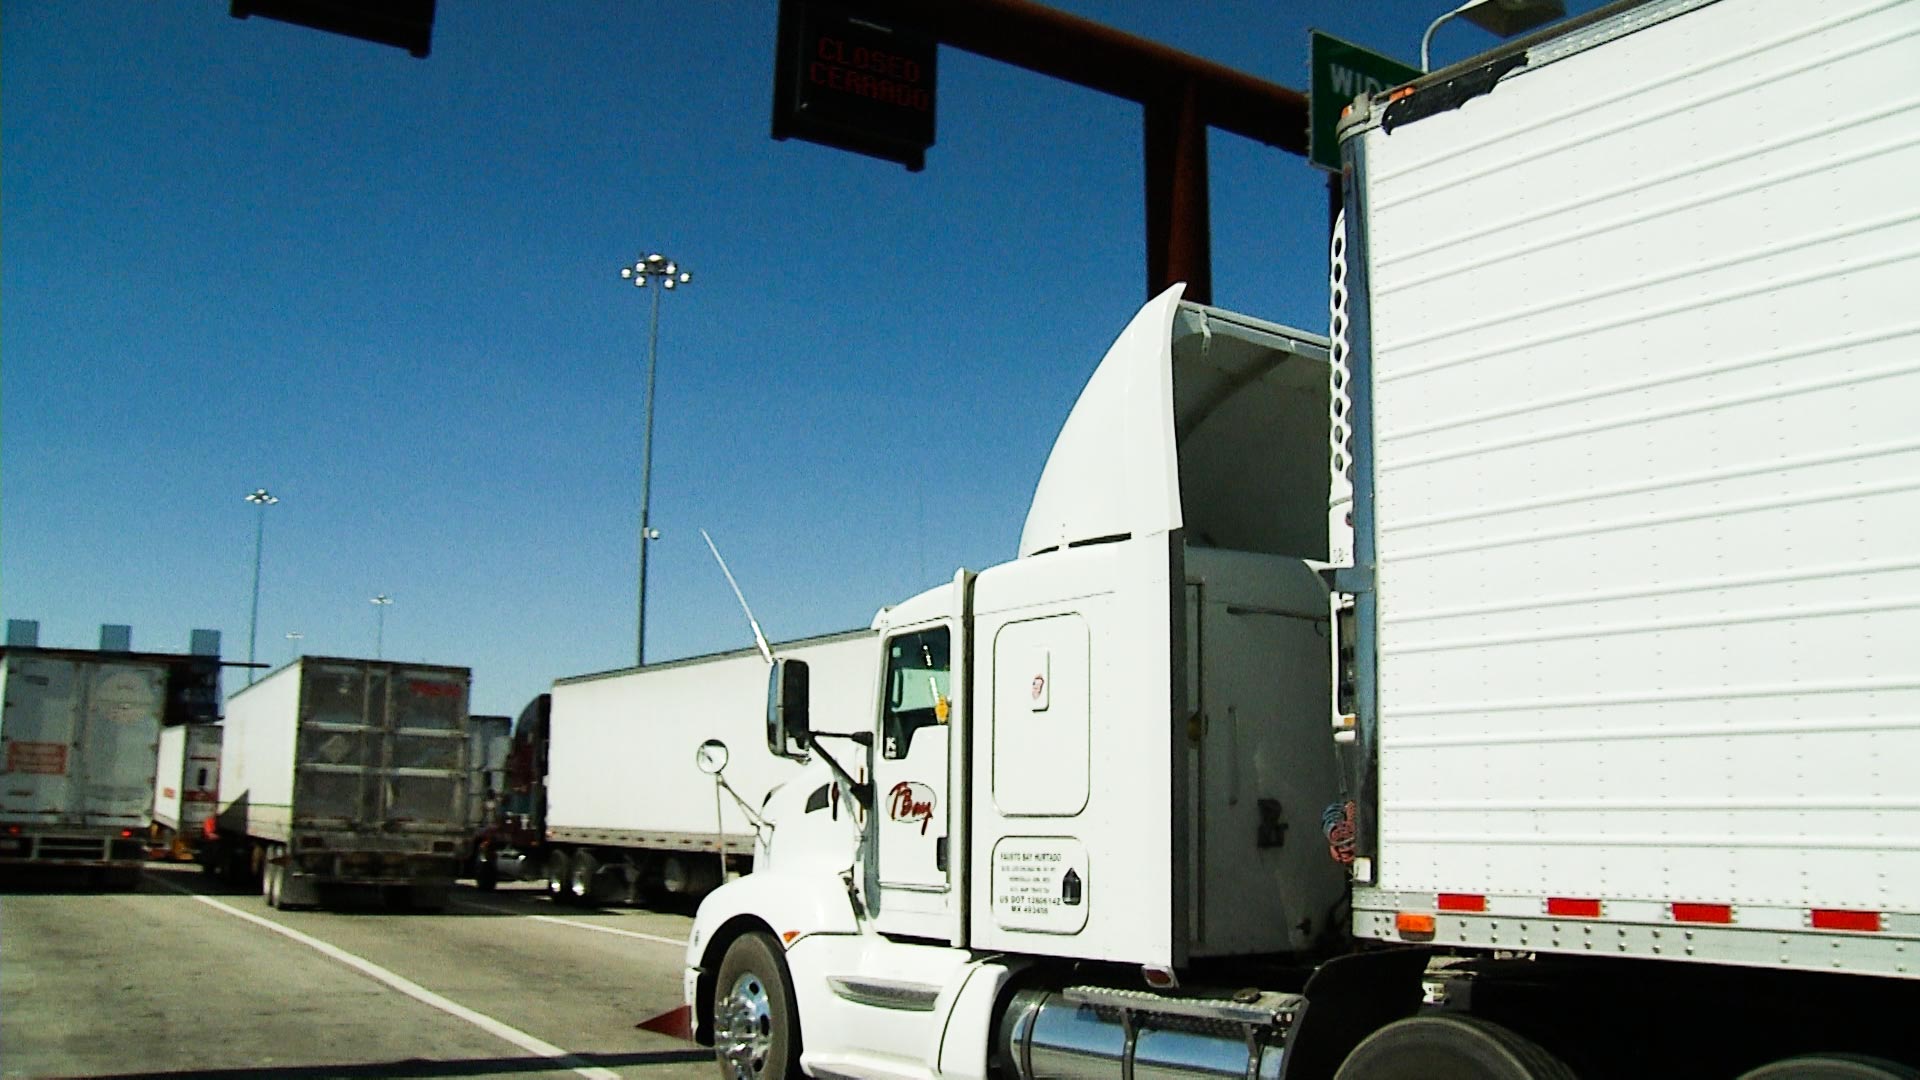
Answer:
159, 880, 620, 1080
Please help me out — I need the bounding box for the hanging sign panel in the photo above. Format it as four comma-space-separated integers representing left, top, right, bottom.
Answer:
773, 0, 938, 171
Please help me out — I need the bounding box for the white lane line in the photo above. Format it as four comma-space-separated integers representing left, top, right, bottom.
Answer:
454, 899, 689, 948
159, 881, 619, 1080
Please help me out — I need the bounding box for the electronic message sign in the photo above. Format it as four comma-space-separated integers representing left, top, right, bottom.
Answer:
773, 0, 938, 171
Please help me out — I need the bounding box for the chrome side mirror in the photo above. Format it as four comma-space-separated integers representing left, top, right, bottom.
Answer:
766, 658, 811, 760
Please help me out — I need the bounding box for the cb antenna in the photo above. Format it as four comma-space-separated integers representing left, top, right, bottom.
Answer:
701, 529, 773, 664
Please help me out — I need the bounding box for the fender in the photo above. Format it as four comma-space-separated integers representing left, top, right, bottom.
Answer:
686, 865, 863, 1043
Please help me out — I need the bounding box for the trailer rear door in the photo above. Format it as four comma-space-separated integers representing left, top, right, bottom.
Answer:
1, 655, 164, 828
294, 662, 469, 833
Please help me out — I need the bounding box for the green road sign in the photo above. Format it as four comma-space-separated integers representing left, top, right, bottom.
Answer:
1309, 31, 1421, 172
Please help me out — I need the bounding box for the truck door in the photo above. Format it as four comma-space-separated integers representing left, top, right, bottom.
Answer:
866, 576, 971, 944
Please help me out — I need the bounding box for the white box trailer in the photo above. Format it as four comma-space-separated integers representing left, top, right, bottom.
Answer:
542, 629, 874, 904
1334, 0, 1920, 971
213, 656, 473, 910
683, 3, 1920, 1077
151, 722, 221, 860
0, 648, 165, 888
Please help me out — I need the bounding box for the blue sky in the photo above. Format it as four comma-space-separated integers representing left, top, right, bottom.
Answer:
2, 1, 1598, 717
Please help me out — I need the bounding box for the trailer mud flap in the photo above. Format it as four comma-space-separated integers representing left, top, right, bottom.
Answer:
1277, 946, 1430, 1080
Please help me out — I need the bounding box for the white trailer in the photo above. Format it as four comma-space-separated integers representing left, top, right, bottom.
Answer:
0, 647, 166, 888
151, 722, 221, 860
684, 3, 1920, 1077
541, 630, 875, 905
213, 656, 473, 910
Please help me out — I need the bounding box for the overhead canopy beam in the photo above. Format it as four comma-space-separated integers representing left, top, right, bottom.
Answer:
894, 0, 1311, 304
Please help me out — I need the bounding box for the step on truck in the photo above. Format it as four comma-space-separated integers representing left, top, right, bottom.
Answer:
0, 647, 167, 890
537, 630, 875, 907
211, 657, 474, 910
683, 1, 1920, 1077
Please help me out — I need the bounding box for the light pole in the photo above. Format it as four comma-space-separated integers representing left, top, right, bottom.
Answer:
1420, 0, 1563, 71
371, 594, 393, 658
244, 488, 279, 685
618, 251, 693, 667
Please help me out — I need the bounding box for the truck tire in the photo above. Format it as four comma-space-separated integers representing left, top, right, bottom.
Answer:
1737, 1057, 1920, 1080
713, 931, 802, 1080
568, 850, 601, 904
1332, 1015, 1577, 1080
264, 844, 286, 909
545, 849, 571, 902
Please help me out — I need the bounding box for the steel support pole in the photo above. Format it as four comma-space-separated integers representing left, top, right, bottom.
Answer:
636, 281, 663, 668
247, 505, 266, 684
1144, 81, 1211, 304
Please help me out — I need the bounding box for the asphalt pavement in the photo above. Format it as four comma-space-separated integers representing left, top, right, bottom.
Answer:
0, 863, 714, 1080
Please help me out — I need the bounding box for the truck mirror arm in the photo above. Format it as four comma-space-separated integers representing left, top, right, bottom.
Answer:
711, 773, 772, 834
806, 732, 874, 811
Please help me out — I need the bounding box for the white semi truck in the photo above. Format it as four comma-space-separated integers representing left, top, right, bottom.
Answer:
682, 2, 1920, 1077
538, 630, 875, 905
211, 657, 474, 910
0, 647, 167, 889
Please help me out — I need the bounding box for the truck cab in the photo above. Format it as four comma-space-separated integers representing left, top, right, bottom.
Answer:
686, 285, 1343, 1080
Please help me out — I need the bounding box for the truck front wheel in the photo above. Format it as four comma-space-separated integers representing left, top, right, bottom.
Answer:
713, 931, 802, 1080
1332, 1015, 1577, 1080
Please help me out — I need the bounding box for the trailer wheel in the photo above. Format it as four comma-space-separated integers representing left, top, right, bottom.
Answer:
713, 931, 802, 1080
545, 849, 571, 902
568, 850, 601, 904
1737, 1056, 1920, 1080
1332, 1015, 1577, 1080
264, 844, 287, 909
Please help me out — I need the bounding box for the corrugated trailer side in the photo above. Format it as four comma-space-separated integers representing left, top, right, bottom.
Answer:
1338, 0, 1920, 975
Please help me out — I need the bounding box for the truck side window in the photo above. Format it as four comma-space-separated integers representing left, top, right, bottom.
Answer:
882, 628, 951, 761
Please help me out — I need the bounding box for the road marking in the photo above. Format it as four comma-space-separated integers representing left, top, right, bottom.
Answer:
455, 899, 689, 948
159, 881, 620, 1080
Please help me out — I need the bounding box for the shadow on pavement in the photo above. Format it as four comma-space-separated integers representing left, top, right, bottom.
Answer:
66, 1048, 712, 1079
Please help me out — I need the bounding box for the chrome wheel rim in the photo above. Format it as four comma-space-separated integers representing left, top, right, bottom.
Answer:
715, 970, 774, 1080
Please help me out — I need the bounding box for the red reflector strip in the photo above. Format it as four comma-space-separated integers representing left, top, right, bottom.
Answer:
1547, 897, 1602, 918
1811, 909, 1881, 932
1436, 893, 1486, 913
1672, 902, 1734, 924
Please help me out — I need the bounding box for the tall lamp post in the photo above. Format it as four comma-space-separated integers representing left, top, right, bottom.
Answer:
1420, 0, 1564, 71
244, 488, 279, 685
371, 594, 393, 658
618, 252, 693, 667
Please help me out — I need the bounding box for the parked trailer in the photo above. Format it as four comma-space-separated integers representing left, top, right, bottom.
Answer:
0, 647, 165, 889
150, 722, 221, 862
211, 657, 473, 910
541, 630, 875, 906
685, 3, 1920, 1077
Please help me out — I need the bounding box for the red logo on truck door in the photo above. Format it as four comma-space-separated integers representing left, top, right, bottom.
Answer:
887, 782, 937, 834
